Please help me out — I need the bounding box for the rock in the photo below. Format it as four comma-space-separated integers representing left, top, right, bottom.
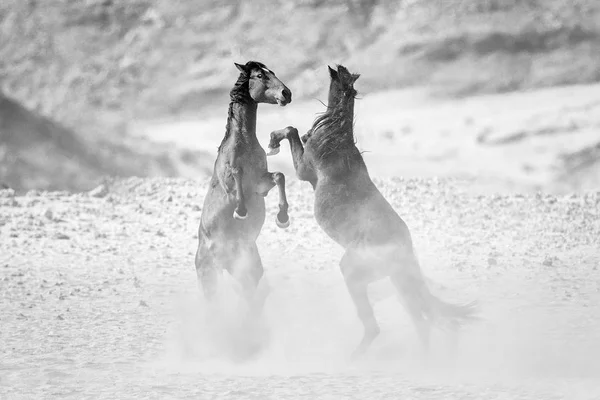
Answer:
44, 209, 54, 220
89, 184, 109, 198
543, 255, 560, 267
1, 198, 19, 207
0, 187, 15, 198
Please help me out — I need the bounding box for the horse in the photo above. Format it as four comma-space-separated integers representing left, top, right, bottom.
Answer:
267, 65, 478, 358
195, 61, 292, 316
265, 64, 348, 183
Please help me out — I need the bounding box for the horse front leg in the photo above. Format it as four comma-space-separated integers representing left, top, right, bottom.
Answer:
258, 171, 290, 229
267, 126, 292, 156
231, 166, 248, 220
268, 126, 317, 187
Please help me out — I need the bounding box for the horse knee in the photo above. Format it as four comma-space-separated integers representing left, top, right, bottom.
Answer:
340, 252, 364, 282
194, 237, 208, 269
196, 259, 219, 300
195, 240, 222, 298
236, 265, 263, 302
269, 128, 293, 150
272, 171, 285, 186
200, 273, 219, 300
285, 126, 298, 136
251, 265, 264, 286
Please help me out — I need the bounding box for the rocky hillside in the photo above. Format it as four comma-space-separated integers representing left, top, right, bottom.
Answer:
1, 0, 599, 124
1, 0, 599, 192
0, 92, 213, 192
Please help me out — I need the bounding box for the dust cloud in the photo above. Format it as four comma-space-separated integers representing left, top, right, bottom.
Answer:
160, 257, 600, 389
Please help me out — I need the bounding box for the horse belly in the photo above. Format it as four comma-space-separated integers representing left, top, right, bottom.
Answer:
313, 183, 408, 249
313, 200, 356, 247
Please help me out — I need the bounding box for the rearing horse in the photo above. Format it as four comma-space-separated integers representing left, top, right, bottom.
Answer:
195, 61, 292, 314
268, 65, 478, 358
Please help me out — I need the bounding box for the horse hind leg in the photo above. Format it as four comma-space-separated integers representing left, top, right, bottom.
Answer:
231, 244, 267, 317
223, 244, 269, 359
195, 238, 221, 302
340, 250, 380, 359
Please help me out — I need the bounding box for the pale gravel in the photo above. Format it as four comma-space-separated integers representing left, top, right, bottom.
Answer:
1, 177, 599, 399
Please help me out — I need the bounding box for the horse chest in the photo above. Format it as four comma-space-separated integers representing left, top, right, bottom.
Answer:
236, 147, 268, 179
215, 146, 267, 194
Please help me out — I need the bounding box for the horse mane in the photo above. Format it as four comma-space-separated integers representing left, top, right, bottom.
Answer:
309, 79, 358, 161
218, 61, 266, 151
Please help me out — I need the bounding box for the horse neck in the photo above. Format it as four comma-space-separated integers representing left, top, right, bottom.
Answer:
327, 87, 337, 108
310, 93, 358, 163
225, 101, 259, 146
334, 95, 355, 140
344, 98, 355, 125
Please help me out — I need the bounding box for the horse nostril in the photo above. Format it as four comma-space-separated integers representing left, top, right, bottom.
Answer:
282, 88, 291, 101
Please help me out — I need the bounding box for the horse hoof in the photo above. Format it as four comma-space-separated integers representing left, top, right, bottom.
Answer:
267, 146, 280, 156
233, 210, 248, 220
276, 217, 290, 229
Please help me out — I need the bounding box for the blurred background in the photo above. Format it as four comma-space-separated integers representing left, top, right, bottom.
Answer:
1, 0, 599, 194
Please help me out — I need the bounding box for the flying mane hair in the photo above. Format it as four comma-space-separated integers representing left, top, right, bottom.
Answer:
218, 61, 267, 151
309, 68, 359, 161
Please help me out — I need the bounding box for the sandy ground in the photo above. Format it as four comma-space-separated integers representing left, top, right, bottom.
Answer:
1, 177, 599, 399
132, 83, 600, 194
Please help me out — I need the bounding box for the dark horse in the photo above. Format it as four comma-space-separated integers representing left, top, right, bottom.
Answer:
268, 65, 477, 358
196, 61, 292, 315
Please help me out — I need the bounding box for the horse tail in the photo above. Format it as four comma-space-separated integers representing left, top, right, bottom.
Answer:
395, 256, 480, 330
426, 295, 479, 330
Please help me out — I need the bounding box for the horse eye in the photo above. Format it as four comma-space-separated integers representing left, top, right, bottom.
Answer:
256, 74, 263, 79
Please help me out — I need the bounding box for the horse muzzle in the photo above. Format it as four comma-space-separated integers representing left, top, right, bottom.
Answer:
277, 88, 292, 106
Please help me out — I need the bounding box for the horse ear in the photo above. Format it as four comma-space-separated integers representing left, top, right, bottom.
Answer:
351, 73, 360, 83
328, 65, 339, 79
234, 62, 247, 74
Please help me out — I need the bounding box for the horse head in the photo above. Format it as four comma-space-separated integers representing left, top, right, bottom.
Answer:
234, 61, 292, 106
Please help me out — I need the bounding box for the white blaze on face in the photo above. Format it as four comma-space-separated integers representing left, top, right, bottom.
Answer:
261, 67, 286, 105
261, 67, 275, 77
